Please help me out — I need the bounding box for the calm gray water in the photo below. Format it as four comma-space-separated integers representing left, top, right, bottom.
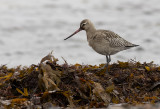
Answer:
0, 0, 160, 67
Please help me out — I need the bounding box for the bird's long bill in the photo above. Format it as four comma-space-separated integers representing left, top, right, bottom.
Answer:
64, 28, 82, 40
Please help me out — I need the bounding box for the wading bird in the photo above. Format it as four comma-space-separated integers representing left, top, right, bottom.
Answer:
64, 19, 139, 73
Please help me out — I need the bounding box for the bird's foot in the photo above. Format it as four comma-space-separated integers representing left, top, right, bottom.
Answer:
96, 65, 109, 74
105, 69, 108, 74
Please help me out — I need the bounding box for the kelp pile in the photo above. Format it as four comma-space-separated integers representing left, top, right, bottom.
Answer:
0, 52, 160, 108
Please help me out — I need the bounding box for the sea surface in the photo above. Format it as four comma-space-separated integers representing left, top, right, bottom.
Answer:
0, 0, 160, 67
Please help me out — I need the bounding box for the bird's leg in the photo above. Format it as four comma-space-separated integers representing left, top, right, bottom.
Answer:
105, 55, 111, 73
108, 55, 111, 63
105, 55, 109, 73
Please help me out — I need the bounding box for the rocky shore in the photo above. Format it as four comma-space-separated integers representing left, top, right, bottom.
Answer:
0, 53, 160, 109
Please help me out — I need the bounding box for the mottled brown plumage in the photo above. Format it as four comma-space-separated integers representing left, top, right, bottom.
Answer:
64, 19, 139, 73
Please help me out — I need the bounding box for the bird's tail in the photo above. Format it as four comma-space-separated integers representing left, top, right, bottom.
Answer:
125, 44, 139, 47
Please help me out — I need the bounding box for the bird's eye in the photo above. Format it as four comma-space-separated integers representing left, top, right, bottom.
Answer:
82, 23, 86, 26
81, 22, 87, 27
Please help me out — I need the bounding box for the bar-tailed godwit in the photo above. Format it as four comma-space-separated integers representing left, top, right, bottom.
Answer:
64, 19, 139, 73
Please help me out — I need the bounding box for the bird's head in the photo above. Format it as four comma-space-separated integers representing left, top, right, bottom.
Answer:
79, 19, 91, 30
64, 19, 94, 40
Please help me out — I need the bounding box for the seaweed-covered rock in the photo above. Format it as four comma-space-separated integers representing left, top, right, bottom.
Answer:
0, 52, 160, 108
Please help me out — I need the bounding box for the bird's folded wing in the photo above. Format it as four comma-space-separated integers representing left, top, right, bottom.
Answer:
100, 31, 135, 47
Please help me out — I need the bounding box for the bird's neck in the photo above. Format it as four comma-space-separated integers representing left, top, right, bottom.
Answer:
86, 24, 96, 40
86, 27, 96, 41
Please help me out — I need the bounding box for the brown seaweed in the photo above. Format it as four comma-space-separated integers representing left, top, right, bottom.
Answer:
0, 53, 160, 108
